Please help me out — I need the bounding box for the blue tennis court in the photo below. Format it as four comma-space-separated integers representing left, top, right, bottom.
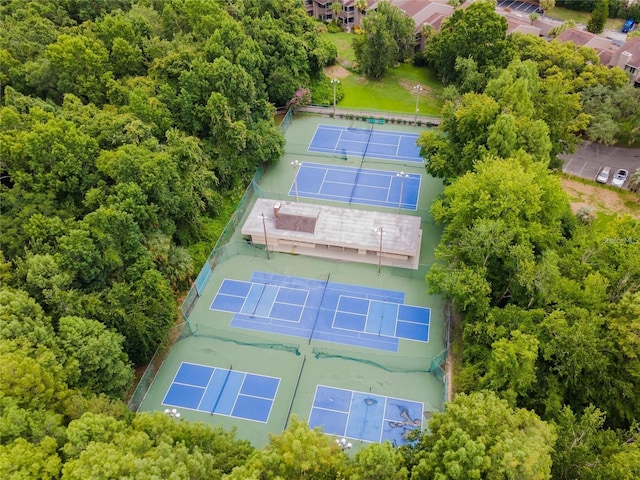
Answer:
309, 385, 423, 446
162, 362, 280, 423
308, 125, 423, 163
210, 272, 430, 352
290, 162, 421, 210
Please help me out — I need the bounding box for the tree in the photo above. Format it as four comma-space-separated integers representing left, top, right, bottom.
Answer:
403, 391, 556, 480
99, 268, 176, 366
225, 415, 347, 479
0, 436, 62, 479
351, 442, 408, 480
418, 93, 500, 179
353, 22, 397, 80
330, 0, 343, 22
0, 289, 57, 351
57, 316, 133, 397
629, 168, 640, 193
551, 405, 640, 480
43, 34, 110, 104
587, 0, 608, 34
427, 155, 573, 314
425, 0, 513, 85
539, 0, 556, 15
352, 1, 415, 79
480, 330, 539, 405
355, 0, 368, 14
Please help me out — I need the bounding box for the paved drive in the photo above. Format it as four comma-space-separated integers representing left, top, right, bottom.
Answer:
560, 142, 640, 189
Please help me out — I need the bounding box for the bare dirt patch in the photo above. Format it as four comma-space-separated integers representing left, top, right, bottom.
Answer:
324, 64, 351, 79
398, 79, 433, 95
561, 177, 640, 219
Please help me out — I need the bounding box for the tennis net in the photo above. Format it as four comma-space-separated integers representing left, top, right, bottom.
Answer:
308, 273, 331, 344
190, 322, 301, 356
211, 364, 233, 414
348, 124, 374, 205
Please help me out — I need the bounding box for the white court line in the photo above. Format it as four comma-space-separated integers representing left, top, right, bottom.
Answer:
379, 397, 389, 443
344, 389, 355, 437
384, 176, 394, 203
227, 372, 245, 416
197, 367, 219, 411
240, 388, 280, 401
209, 279, 252, 310
363, 298, 372, 333
335, 129, 345, 150
172, 381, 206, 389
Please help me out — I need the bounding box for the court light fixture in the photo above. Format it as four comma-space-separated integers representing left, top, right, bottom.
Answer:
336, 437, 352, 451
375, 227, 384, 275
396, 171, 409, 212
331, 78, 340, 116
291, 160, 301, 203
258, 212, 270, 260
164, 408, 180, 419
413, 84, 423, 125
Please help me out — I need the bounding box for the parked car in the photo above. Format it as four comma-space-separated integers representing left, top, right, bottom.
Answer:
611, 169, 629, 187
622, 19, 635, 33
596, 166, 611, 184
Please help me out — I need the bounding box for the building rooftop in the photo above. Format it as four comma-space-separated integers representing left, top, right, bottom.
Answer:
242, 198, 423, 269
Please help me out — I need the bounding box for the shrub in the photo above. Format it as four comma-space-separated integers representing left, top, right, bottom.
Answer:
576, 206, 596, 224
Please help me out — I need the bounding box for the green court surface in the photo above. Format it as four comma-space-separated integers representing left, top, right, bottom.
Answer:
137, 114, 447, 448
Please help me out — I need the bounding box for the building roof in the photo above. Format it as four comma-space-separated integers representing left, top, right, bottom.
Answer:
613, 36, 640, 68
556, 28, 597, 46
242, 198, 422, 268
608, 36, 640, 84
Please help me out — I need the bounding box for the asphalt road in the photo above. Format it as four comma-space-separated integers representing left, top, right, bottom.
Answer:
560, 142, 640, 189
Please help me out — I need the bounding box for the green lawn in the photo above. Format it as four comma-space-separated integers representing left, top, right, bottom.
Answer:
328, 32, 356, 65
339, 64, 444, 115
324, 32, 445, 115
545, 6, 626, 30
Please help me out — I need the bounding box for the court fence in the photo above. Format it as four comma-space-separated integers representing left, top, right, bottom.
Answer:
298, 105, 442, 127
128, 322, 191, 411
180, 166, 266, 319
427, 303, 451, 405
279, 107, 293, 133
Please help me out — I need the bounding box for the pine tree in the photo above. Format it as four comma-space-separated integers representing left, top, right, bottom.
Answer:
587, 0, 609, 34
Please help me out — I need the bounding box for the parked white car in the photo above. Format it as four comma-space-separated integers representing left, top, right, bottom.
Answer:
611, 169, 629, 187
596, 167, 611, 184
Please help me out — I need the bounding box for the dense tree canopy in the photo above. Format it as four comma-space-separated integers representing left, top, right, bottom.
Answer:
352, 0, 415, 79
424, 0, 513, 86
0, 0, 339, 367
1, 0, 638, 477
402, 391, 556, 480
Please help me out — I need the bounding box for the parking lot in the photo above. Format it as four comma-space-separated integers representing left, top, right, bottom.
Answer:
560, 143, 640, 189
496, 0, 540, 14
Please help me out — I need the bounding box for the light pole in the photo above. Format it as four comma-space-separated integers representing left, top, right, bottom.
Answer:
375, 227, 384, 275
164, 408, 180, 419
413, 84, 423, 125
336, 438, 352, 451
396, 171, 409, 212
291, 160, 300, 203
331, 78, 340, 116
259, 212, 270, 260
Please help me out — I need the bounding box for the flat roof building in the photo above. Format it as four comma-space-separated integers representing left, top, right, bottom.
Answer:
242, 198, 423, 270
